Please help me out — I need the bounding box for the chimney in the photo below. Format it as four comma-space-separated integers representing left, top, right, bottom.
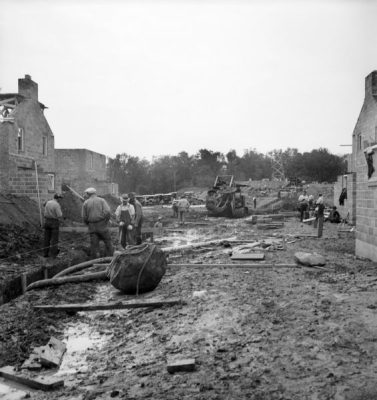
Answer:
365, 71, 377, 97
18, 74, 38, 100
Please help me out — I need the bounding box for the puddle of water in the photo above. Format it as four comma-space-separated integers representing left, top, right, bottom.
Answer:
0, 381, 30, 400
55, 322, 107, 377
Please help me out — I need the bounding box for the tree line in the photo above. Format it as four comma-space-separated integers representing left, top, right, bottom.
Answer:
107, 148, 346, 194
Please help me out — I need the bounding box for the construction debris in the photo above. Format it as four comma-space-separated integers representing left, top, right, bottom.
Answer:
34, 298, 185, 312
0, 366, 64, 391
22, 337, 66, 370
294, 251, 326, 266
167, 358, 196, 374
230, 253, 265, 260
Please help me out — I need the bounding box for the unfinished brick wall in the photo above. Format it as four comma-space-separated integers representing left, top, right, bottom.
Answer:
0, 77, 55, 204
353, 71, 377, 261
333, 173, 356, 224
55, 149, 115, 196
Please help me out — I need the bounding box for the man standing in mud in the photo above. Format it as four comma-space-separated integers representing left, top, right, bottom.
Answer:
82, 187, 113, 258
115, 194, 135, 248
43, 193, 63, 258
177, 196, 190, 225
129, 192, 144, 245
298, 190, 309, 222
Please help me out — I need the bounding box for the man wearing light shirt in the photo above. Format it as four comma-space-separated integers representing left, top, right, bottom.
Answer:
115, 194, 135, 248
43, 193, 63, 258
298, 190, 309, 222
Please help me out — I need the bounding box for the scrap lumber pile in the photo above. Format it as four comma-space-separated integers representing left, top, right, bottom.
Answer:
0, 337, 66, 392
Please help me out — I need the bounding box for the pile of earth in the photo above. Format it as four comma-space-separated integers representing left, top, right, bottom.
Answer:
60, 189, 84, 223
0, 224, 43, 260
0, 193, 41, 227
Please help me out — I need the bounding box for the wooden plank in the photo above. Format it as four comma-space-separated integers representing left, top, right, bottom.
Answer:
60, 226, 154, 234
169, 263, 298, 269
39, 337, 66, 368
167, 359, 196, 374
34, 298, 185, 312
231, 253, 265, 260
0, 366, 64, 391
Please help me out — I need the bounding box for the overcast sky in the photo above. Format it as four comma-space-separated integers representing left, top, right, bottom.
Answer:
1, 0, 376, 161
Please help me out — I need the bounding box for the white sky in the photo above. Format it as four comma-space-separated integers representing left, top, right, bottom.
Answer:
1, 0, 376, 160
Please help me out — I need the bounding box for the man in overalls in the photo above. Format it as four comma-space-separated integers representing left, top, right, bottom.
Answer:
115, 194, 135, 249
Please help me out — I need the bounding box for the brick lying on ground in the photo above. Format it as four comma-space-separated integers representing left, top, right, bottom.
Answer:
34, 298, 185, 312
167, 359, 196, 374
0, 366, 64, 391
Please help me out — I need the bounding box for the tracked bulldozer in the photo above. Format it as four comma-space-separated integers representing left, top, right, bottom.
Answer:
205, 175, 248, 218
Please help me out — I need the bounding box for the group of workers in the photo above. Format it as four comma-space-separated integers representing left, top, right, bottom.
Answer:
43, 188, 144, 260
43, 188, 194, 259
297, 190, 341, 237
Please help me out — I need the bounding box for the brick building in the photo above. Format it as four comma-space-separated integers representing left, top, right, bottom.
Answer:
351, 71, 377, 261
55, 149, 118, 197
0, 75, 56, 204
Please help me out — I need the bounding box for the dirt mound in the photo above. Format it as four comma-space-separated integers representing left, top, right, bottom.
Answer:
60, 190, 83, 223
101, 193, 121, 212
0, 224, 42, 260
0, 193, 41, 227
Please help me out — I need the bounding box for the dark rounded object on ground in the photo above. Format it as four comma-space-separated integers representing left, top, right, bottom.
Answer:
107, 244, 167, 294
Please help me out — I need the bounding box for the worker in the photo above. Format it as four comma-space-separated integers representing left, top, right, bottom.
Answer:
129, 192, 143, 245
82, 187, 113, 258
176, 196, 190, 225
328, 206, 341, 223
154, 216, 163, 235
172, 199, 179, 217
298, 190, 309, 222
115, 194, 135, 248
308, 194, 314, 209
43, 193, 63, 258
253, 197, 257, 209
314, 193, 325, 237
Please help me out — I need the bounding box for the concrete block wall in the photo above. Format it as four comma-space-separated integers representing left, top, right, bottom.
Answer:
353, 71, 377, 261
0, 122, 11, 192
9, 100, 55, 173
333, 173, 356, 224
55, 149, 112, 196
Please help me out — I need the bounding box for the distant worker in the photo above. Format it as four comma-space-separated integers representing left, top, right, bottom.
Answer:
43, 193, 63, 258
129, 192, 143, 245
314, 193, 325, 237
308, 194, 314, 209
253, 197, 257, 209
154, 216, 163, 235
328, 206, 341, 223
172, 199, 179, 218
115, 194, 135, 249
298, 190, 309, 222
82, 187, 113, 258
177, 196, 190, 225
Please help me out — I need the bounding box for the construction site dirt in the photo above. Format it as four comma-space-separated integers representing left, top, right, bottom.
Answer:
1, 203, 377, 400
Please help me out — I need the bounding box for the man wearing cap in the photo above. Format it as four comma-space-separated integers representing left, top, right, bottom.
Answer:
129, 192, 143, 245
82, 187, 113, 258
115, 194, 135, 248
43, 193, 63, 258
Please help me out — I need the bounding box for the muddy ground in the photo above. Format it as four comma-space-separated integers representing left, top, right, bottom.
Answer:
1, 206, 377, 400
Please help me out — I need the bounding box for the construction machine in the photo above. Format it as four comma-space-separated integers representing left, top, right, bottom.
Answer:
205, 175, 248, 218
